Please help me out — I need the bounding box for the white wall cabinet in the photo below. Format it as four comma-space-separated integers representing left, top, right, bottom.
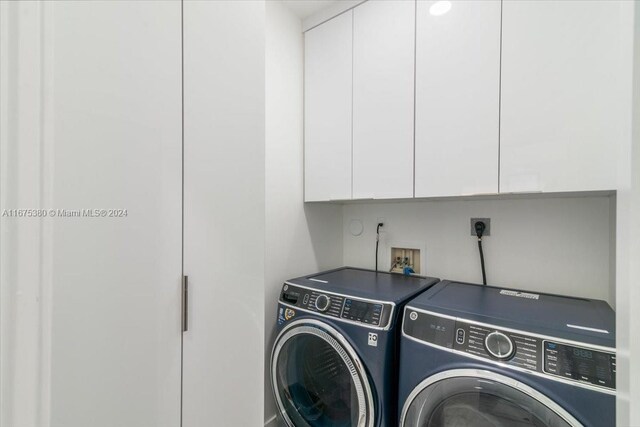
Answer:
304, 11, 353, 202
414, 0, 501, 197
500, 0, 633, 193
305, 0, 632, 201
352, 0, 415, 199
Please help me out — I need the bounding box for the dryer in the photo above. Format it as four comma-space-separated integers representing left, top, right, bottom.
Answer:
270, 267, 439, 427
398, 280, 616, 427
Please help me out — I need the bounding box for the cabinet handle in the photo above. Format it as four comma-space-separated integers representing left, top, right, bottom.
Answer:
182, 275, 189, 332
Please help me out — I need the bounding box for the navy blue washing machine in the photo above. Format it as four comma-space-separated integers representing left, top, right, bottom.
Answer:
398, 280, 616, 427
270, 267, 439, 427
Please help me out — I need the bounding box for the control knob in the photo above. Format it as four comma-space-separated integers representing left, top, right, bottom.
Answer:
315, 294, 331, 312
485, 331, 514, 360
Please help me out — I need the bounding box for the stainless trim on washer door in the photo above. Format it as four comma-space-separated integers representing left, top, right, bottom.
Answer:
400, 369, 583, 427
270, 319, 375, 427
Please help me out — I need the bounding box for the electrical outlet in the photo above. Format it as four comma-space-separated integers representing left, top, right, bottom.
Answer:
470, 218, 491, 236
377, 217, 386, 233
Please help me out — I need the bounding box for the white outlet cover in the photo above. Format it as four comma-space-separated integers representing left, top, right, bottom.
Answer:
349, 219, 364, 236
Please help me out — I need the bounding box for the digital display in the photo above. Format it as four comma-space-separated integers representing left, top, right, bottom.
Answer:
342, 299, 382, 325
403, 312, 456, 349
544, 341, 615, 389
573, 348, 593, 359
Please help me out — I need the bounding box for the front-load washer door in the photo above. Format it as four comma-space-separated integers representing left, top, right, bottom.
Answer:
271, 319, 374, 427
401, 369, 582, 427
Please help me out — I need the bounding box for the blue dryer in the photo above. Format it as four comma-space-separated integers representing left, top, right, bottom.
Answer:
398, 280, 616, 427
270, 267, 439, 427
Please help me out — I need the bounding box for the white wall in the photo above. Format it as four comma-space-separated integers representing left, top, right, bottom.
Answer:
343, 196, 614, 304
264, 2, 343, 424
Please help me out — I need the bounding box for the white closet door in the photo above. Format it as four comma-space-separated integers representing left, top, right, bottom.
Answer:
304, 11, 353, 202
500, 0, 633, 193
182, 1, 265, 426
0, 1, 182, 426
414, 0, 501, 197
352, 0, 415, 200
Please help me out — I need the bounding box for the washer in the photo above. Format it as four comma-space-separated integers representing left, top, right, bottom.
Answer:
399, 280, 616, 427
271, 267, 439, 427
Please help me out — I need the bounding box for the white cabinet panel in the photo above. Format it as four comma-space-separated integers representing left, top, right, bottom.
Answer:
304, 11, 353, 202
50, 3, 183, 426
415, 0, 501, 197
183, 2, 265, 427
0, 1, 182, 426
500, 0, 633, 193
352, 0, 415, 199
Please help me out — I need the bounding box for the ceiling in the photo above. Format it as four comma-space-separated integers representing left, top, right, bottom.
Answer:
281, 0, 339, 20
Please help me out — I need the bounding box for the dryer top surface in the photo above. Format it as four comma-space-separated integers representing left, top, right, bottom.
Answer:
407, 280, 615, 346
287, 267, 439, 304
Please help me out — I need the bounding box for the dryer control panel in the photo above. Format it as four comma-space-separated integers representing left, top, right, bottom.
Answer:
543, 341, 616, 389
452, 321, 542, 373
280, 283, 393, 329
403, 309, 616, 392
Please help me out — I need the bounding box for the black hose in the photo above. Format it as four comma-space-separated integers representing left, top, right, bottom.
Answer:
375, 222, 383, 272
478, 238, 487, 285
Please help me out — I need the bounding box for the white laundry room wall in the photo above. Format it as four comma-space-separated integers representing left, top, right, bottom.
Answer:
264, 2, 343, 425
343, 195, 615, 305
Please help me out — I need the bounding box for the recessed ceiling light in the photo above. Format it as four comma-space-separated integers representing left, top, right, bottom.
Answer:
429, 1, 452, 16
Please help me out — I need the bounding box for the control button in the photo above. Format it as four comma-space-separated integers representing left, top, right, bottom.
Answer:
315, 294, 331, 312
303, 294, 309, 305
485, 331, 515, 360
456, 328, 465, 345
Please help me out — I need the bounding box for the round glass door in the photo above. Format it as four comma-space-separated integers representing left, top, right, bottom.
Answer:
271, 320, 374, 427
401, 369, 582, 427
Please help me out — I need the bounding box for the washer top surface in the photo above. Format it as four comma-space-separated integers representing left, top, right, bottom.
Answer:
408, 280, 614, 347
287, 267, 439, 304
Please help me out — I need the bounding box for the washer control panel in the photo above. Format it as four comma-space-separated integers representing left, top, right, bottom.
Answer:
403, 309, 615, 391
280, 284, 392, 328
342, 298, 383, 325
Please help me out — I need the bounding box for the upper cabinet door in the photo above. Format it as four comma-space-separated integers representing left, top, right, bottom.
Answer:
500, 0, 633, 193
414, 0, 501, 197
353, 0, 415, 199
304, 11, 353, 202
